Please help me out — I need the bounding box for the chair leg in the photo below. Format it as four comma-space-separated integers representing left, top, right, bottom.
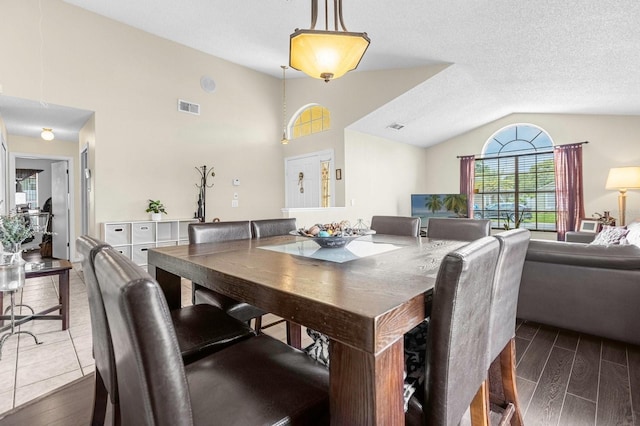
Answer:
499, 338, 523, 426
470, 379, 490, 426
91, 370, 108, 426
191, 282, 198, 305
286, 321, 302, 349
253, 316, 262, 334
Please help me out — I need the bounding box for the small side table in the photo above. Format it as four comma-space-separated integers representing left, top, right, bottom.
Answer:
0, 259, 72, 331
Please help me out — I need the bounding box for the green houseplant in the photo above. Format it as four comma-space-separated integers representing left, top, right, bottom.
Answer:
0, 214, 35, 254
146, 199, 167, 221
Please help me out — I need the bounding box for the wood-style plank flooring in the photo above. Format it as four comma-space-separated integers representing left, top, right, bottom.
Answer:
515, 320, 639, 425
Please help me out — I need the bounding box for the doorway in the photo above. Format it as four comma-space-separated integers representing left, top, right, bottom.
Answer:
10, 153, 74, 260
285, 149, 335, 208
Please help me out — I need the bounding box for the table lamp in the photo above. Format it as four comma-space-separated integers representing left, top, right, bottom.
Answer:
605, 166, 640, 226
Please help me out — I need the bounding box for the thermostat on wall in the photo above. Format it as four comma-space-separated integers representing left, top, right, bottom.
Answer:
232, 178, 240, 186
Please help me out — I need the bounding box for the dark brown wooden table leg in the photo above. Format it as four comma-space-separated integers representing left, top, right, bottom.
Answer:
59, 270, 69, 330
330, 338, 405, 425
286, 321, 302, 349
147, 265, 182, 310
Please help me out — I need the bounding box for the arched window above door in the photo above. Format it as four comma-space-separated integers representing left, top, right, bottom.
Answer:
290, 104, 331, 139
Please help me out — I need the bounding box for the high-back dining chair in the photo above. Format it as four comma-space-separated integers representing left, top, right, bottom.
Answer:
406, 236, 501, 426
370, 215, 421, 236
250, 218, 301, 348
94, 248, 330, 426
77, 236, 253, 426
485, 228, 530, 425
250, 218, 297, 238
77, 236, 117, 426
426, 217, 491, 241
189, 221, 267, 332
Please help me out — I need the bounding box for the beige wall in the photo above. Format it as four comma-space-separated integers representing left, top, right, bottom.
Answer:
0, 0, 440, 241
421, 113, 640, 234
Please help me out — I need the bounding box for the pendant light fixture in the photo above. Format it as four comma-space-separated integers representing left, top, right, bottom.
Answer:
41, 128, 55, 141
281, 65, 289, 145
290, 0, 370, 82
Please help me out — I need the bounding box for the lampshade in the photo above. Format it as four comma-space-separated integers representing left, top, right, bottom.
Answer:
289, 0, 370, 82
605, 166, 640, 190
290, 30, 370, 82
41, 128, 55, 141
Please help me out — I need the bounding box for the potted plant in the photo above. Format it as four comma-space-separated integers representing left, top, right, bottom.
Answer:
0, 214, 35, 254
0, 214, 34, 290
146, 199, 167, 221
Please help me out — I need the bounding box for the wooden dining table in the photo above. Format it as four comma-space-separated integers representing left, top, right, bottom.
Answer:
147, 234, 466, 425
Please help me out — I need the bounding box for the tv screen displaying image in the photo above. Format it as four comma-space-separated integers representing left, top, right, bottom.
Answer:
411, 194, 469, 225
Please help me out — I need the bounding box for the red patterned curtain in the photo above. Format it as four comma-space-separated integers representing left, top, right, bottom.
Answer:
554, 143, 585, 241
459, 155, 475, 218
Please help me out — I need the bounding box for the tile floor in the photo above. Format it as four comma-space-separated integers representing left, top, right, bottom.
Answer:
0, 261, 310, 416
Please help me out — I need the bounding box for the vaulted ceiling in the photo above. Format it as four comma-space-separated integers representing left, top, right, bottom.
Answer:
7, 1, 640, 147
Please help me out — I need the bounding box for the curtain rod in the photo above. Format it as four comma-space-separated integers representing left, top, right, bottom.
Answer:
456, 141, 589, 159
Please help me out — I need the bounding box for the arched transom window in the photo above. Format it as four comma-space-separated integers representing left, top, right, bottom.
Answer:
291, 104, 331, 139
474, 124, 556, 231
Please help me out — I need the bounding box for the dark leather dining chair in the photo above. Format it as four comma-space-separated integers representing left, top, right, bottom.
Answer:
189, 221, 267, 333
94, 247, 330, 426
77, 235, 253, 426
370, 215, 421, 236
250, 217, 297, 238
486, 228, 530, 425
406, 236, 501, 426
426, 217, 491, 241
250, 218, 301, 348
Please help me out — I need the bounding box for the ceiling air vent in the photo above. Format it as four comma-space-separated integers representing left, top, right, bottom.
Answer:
178, 99, 200, 115
387, 123, 405, 131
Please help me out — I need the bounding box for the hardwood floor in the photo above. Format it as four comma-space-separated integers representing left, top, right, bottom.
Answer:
1, 318, 637, 425
515, 320, 639, 425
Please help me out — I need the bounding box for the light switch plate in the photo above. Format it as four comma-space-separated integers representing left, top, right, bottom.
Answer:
231, 200, 239, 208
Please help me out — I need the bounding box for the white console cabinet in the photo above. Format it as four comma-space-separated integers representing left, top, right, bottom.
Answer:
101, 219, 198, 267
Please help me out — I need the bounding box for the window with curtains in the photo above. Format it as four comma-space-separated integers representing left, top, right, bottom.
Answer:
474, 124, 556, 231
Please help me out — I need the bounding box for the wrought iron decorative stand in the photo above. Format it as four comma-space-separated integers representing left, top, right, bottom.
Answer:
195, 166, 215, 222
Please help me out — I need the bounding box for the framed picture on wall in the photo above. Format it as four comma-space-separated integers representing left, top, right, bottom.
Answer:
578, 218, 601, 233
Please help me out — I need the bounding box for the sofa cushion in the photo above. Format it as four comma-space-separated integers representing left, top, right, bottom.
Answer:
526, 239, 640, 270
590, 225, 629, 245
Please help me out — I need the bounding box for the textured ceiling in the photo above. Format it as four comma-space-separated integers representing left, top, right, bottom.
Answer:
6, 1, 640, 147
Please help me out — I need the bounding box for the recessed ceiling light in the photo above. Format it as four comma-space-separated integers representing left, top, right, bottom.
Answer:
387, 123, 405, 131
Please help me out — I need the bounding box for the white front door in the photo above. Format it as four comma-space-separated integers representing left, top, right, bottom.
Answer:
285, 150, 334, 209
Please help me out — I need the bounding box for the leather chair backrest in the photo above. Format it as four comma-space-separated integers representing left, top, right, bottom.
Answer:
370, 215, 421, 237
488, 228, 530, 363
425, 236, 500, 426
76, 235, 117, 404
250, 218, 297, 238
426, 218, 491, 241
95, 248, 193, 426
188, 221, 251, 244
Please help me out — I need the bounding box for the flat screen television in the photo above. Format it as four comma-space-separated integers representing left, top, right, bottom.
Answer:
411, 194, 469, 226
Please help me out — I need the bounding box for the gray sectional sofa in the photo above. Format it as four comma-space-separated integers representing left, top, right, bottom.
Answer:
517, 239, 640, 346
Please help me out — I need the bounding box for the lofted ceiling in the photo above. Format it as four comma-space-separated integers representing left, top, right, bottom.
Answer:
5, 1, 640, 147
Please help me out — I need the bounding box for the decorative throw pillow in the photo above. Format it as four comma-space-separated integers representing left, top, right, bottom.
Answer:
590, 225, 629, 245
624, 221, 640, 247
303, 329, 331, 368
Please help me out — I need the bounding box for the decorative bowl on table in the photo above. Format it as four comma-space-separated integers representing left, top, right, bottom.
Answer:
291, 222, 373, 248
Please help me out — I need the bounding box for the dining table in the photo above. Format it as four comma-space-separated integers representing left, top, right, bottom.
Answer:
147, 233, 467, 425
